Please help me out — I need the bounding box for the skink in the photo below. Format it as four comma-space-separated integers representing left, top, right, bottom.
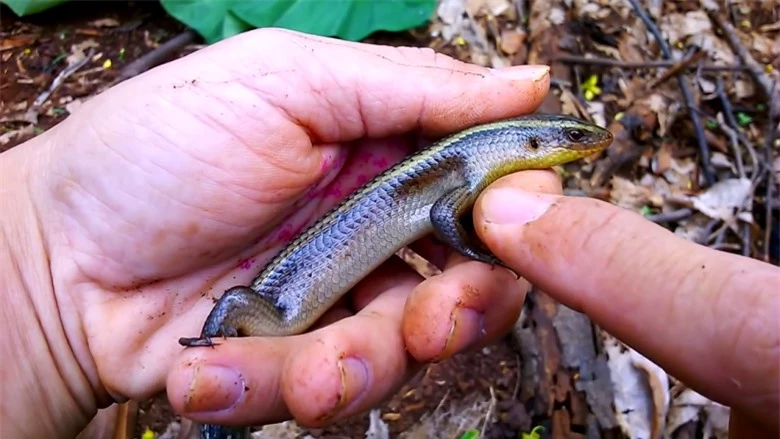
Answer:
179, 113, 613, 439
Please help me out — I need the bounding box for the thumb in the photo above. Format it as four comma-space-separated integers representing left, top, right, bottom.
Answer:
474, 173, 780, 429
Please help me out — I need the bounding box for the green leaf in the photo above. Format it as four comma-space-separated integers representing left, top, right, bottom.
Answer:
459, 429, 479, 439
521, 426, 545, 439
160, 0, 437, 43
736, 112, 752, 126
0, 0, 68, 15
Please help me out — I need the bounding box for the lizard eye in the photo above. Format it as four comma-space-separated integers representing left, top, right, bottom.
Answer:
566, 129, 585, 142
529, 137, 540, 149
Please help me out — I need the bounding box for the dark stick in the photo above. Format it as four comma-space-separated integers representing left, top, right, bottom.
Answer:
626, 0, 716, 186
646, 208, 694, 224
762, 83, 778, 262
647, 50, 706, 89
112, 29, 198, 85
555, 54, 748, 72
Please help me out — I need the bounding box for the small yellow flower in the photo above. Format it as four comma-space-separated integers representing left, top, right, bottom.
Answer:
580, 74, 602, 101
102, 59, 112, 69
141, 428, 155, 439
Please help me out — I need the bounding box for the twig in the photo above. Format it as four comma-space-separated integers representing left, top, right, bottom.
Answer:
511, 354, 521, 400
709, 221, 730, 245
709, 242, 742, 252
762, 83, 778, 262
515, 0, 525, 25
555, 54, 748, 72
111, 29, 198, 86
714, 77, 760, 257
479, 386, 497, 438
647, 50, 706, 89
646, 208, 694, 224
714, 77, 756, 179
695, 218, 721, 244
550, 77, 573, 88
22, 48, 95, 125
627, 0, 716, 186
703, 2, 778, 110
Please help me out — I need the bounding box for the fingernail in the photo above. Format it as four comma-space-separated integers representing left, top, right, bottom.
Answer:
481, 188, 556, 225
184, 364, 245, 413
334, 357, 370, 413
440, 307, 485, 360
490, 65, 550, 82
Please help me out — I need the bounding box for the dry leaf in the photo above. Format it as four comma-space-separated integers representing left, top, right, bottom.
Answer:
666, 388, 729, 439
585, 101, 607, 128
487, 0, 512, 16
0, 33, 38, 52
610, 176, 653, 209
662, 157, 696, 190
89, 18, 120, 28
499, 28, 525, 54
710, 151, 736, 174
734, 78, 755, 100
601, 331, 669, 439
646, 94, 679, 137
67, 39, 99, 66
652, 142, 673, 174
690, 178, 751, 227
0, 125, 34, 146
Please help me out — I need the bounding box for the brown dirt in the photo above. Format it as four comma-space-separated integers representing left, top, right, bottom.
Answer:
1, 2, 186, 150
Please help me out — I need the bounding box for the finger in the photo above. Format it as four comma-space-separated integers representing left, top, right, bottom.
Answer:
168, 268, 421, 427
402, 259, 531, 363
139, 28, 550, 142
282, 273, 417, 426
473, 172, 780, 429
167, 336, 294, 425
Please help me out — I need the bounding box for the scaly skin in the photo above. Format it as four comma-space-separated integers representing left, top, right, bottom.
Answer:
179, 113, 613, 439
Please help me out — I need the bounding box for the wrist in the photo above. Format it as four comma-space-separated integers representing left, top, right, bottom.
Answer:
0, 137, 103, 438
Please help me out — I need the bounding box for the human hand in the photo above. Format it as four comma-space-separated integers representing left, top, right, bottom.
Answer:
472, 172, 780, 437
0, 29, 553, 438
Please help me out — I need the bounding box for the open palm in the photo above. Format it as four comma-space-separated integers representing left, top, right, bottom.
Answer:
24, 28, 549, 431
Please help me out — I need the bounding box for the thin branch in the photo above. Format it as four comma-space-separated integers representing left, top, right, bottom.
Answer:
703, 3, 778, 108
714, 76, 763, 257
646, 208, 694, 224
111, 29, 198, 86
626, 0, 716, 187
709, 242, 742, 252
22, 47, 95, 125
647, 49, 706, 89
555, 54, 748, 72
550, 77, 573, 88
714, 78, 748, 179
762, 82, 778, 262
